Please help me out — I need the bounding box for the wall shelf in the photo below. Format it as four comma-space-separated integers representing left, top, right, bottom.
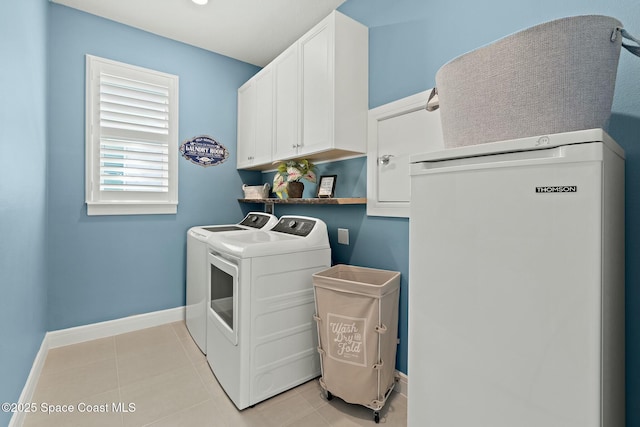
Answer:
239, 197, 365, 205
239, 197, 366, 213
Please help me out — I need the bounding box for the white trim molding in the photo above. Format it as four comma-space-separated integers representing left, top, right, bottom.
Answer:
47, 306, 185, 349
10, 306, 185, 427
85, 55, 179, 216
9, 335, 50, 427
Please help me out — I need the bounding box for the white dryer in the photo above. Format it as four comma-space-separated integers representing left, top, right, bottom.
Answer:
206, 216, 331, 409
186, 212, 278, 353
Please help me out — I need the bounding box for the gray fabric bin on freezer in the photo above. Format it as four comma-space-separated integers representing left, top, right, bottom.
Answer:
432, 15, 640, 148
313, 265, 400, 420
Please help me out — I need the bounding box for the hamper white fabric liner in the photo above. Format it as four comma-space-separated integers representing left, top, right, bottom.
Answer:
435, 15, 624, 148
313, 265, 400, 411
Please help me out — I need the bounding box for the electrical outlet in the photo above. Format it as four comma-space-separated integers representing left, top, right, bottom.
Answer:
338, 228, 349, 245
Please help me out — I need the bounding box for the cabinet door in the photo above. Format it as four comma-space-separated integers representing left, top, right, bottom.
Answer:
273, 45, 299, 160
377, 109, 438, 202
253, 68, 273, 165
237, 81, 256, 169
299, 21, 333, 155
367, 91, 444, 217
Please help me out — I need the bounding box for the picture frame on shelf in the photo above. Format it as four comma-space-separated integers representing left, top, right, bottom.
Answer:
316, 175, 337, 198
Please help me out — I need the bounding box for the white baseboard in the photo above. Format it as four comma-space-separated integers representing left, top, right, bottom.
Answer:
9, 335, 50, 427
47, 306, 185, 348
10, 306, 185, 427
395, 370, 408, 397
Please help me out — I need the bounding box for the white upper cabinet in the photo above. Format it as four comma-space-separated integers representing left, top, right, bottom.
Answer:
238, 11, 368, 170
236, 67, 273, 169
272, 44, 300, 161
237, 81, 255, 169
367, 91, 444, 217
298, 11, 368, 160
299, 18, 332, 155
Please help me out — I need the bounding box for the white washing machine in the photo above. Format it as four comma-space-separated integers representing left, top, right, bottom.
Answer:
206, 216, 331, 409
186, 212, 278, 353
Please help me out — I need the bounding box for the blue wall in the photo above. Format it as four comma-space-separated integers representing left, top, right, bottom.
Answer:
0, 0, 49, 424
3, 1, 639, 425
46, 4, 261, 330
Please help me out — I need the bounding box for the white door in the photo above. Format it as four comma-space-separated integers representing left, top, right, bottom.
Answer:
300, 20, 333, 155
366, 91, 444, 217
185, 230, 208, 353
208, 252, 239, 345
377, 108, 442, 203
409, 143, 604, 427
206, 252, 245, 409
273, 44, 299, 160
253, 68, 273, 165
236, 81, 256, 168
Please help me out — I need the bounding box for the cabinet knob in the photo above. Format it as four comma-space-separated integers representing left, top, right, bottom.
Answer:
379, 154, 395, 165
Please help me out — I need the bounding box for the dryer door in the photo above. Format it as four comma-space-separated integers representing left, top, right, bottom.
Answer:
208, 252, 239, 345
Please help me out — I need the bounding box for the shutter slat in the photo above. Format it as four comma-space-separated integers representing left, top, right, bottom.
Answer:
101, 167, 168, 179
100, 85, 168, 105
100, 184, 169, 193
100, 139, 168, 155
100, 93, 168, 113
100, 111, 168, 131
100, 119, 169, 135
102, 160, 168, 171
101, 153, 168, 165
101, 176, 168, 186
101, 73, 169, 96
101, 101, 169, 121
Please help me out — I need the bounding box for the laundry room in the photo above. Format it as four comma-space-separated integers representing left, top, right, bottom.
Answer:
2, 0, 640, 426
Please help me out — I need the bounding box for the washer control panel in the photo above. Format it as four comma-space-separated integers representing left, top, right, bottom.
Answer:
271, 217, 316, 237
239, 213, 274, 229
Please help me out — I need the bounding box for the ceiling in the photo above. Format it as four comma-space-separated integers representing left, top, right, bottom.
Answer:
52, 0, 347, 67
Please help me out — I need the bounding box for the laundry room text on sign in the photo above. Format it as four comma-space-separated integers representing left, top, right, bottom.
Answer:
179, 135, 229, 167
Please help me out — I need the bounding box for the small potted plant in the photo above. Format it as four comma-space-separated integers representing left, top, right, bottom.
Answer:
272, 159, 316, 198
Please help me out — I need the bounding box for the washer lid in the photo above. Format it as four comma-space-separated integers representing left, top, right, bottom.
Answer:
208, 216, 329, 258
200, 225, 247, 233
189, 212, 278, 240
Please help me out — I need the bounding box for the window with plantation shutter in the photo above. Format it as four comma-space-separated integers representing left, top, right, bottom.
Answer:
85, 55, 179, 215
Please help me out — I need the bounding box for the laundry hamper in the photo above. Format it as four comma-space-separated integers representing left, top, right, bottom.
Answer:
313, 265, 400, 424
429, 15, 640, 148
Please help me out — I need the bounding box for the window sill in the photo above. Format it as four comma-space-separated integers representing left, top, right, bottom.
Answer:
86, 202, 178, 216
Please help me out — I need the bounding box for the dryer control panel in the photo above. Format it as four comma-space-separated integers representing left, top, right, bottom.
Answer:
271, 217, 317, 237
239, 213, 274, 229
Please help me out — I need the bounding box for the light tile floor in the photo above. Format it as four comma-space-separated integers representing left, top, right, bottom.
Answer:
23, 322, 407, 426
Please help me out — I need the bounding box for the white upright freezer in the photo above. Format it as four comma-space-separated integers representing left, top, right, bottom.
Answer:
408, 129, 624, 427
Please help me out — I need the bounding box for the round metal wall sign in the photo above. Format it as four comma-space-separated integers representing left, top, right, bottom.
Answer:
179, 135, 229, 167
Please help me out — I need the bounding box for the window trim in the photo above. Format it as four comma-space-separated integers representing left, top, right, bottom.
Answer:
85, 55, 179, 216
